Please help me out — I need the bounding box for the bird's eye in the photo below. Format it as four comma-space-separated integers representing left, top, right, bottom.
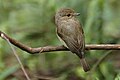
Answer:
67, 14, 71, 17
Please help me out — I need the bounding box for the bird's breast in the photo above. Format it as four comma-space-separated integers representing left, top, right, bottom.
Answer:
60, 19, 78, 35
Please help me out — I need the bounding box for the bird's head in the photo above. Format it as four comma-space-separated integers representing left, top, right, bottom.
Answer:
55, 8, 80, 24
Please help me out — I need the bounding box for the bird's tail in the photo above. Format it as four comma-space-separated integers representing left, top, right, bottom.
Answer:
80, 58, 90, 72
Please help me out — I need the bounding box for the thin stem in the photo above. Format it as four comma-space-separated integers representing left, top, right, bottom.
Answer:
91, 50, 112, 72
1, 33, 31, 80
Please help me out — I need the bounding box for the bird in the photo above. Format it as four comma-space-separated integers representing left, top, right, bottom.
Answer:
55, 8, 90, 72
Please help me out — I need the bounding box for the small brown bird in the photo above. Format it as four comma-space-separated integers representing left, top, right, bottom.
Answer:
55, 8, 90, 72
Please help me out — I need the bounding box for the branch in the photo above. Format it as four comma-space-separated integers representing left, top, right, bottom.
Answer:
0, 31, 120, 54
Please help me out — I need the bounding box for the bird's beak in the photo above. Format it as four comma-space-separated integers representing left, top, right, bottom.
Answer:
73, 13, 80, 16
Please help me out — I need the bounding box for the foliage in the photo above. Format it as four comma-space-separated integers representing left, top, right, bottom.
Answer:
0, 0, 120, 80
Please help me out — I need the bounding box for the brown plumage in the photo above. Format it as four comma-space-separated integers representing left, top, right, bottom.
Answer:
55, 8, 90, 72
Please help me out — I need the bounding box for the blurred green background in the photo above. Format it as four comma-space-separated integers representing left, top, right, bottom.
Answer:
0, 0, 120, 80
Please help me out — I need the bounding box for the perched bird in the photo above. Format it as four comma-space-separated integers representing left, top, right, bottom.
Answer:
55, 8, 90, 72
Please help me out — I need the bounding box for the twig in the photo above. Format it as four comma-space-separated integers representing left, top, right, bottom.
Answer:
91, 50, 112, 72
0, 31, 120, 54
1, 33, 31, 80
87, 51, 112, 80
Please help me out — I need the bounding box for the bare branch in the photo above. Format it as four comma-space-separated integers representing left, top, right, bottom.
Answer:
1, 31, 120, 54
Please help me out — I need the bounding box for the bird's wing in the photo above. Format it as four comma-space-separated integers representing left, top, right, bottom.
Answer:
57, 20, 85, 57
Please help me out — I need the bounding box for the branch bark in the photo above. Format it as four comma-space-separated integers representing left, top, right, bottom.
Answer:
0, 31, 120, 54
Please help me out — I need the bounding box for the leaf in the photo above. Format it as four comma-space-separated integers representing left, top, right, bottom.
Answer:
115, 73, 120, 80
0, 64, 19, 80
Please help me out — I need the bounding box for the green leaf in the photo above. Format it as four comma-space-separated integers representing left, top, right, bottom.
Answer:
0, 65, 19, 80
